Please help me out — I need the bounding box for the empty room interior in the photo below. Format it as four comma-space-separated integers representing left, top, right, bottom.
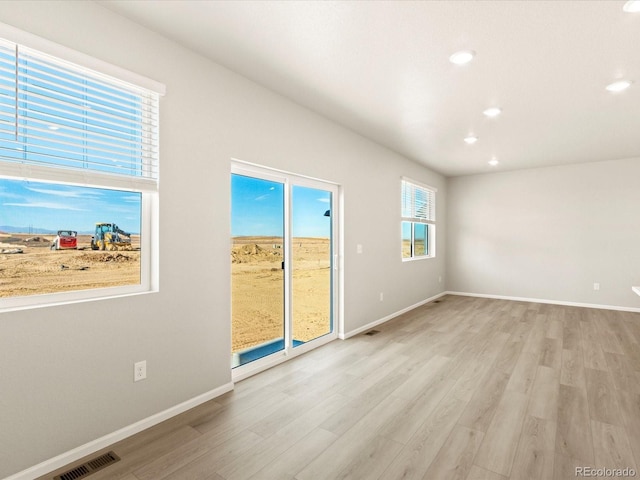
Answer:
1, 1, 640, 479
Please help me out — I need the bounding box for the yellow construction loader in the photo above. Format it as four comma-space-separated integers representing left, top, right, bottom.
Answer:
90, 223, 132, 251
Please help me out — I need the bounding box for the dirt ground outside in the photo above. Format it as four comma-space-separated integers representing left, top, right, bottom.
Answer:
0, 232, 141, 298
232, 236, 332, 352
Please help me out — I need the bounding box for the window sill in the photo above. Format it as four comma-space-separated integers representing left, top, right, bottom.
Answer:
0, 285, 157, 314
402, 255, 436, 262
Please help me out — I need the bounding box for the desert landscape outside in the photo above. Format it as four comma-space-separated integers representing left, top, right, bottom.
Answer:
231, 235, 331, 354
0, 232, 141, 297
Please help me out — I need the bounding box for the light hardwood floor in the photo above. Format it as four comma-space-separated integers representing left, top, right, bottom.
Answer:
40, 295, 640, 480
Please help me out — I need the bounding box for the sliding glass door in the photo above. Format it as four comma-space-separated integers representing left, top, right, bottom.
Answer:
231, 164, 338, 373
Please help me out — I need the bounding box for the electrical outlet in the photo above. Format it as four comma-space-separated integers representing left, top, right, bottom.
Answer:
439, 276, 442, 283
357, 244, 363, 254
379, 292, 384, 302
134, 360, 147, 382
593, 283, 600, 291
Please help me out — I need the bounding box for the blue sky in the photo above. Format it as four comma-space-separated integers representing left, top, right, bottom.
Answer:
0, 178, 141, 234
231, 174, 331, 238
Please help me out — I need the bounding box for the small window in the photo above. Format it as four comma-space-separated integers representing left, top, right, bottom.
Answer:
0, 32, 163, 311
401, 178, 436, 260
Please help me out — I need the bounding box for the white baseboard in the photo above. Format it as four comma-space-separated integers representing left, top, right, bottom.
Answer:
6, 382, 234, 480
339, 291, 448, 340
446, 291, 640, 313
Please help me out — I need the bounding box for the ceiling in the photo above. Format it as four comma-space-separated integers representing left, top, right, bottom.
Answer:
99, 0, 640, 177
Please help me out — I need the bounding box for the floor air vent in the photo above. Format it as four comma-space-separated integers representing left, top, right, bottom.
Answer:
54, 451, 120, 480
364, 329, 380, 336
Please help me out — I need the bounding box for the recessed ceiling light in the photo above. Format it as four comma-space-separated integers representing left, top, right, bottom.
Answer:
623, 1, 640, 13
488, 158, 499, 166
483, 107, 502, 118
449, 50, 476, 65
464, 135, 478, 145
606, 80, 632, 92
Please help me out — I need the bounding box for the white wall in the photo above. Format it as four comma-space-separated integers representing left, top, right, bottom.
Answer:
0, 2, 445, 477
447, 157, 640, 309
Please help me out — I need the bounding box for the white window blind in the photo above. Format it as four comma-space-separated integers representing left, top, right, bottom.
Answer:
0, 38, 159, 186
401, 178, 436, 223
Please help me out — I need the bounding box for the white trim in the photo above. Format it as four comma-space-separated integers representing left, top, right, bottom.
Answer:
446, 291, 640, 313
400, 175, 438, 193
0, 162, 159, 193
0, 21, 165, 95
339, 291, 448, 340
4, 382, 234, 480
232, 158, 340, 187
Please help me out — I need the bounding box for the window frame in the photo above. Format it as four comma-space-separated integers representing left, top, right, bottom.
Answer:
0, 24, 162, 312
401, 177, 436, 261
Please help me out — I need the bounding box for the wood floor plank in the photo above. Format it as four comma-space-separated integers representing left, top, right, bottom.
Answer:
560, 348, 585, 389
191, 389, 291, 436
422, 425, 484, 480
605, 352, 640, 395
381, 376, 456, 444
544, 317, 563, 341
332, 435, 405, 480
523, 317, 546, 354
527, 365, 559, 421
390, 354, 450, 401
219, 391, 349, 480
561, 312, 582, 351
594, 316, 625, 354
319, 370, 410, 436
377, 393, 468, 480
539, 337, 562, 370
510, 415, 556, 480
458, 369, 511, 432
474, 390, 528, 477
585, 367, 622, 426
580, 317, 609, 371
493, 341, 524, 374
451, 358, 495, 401
553, 454, 593, 480
159, 430, 265, 480
555, 384, 594, 464
466, 465, 508, 480
591, 420, 637, 473
614, 389, 640, 468
89, 426, 204, 480
510, 320, 533, 344
506, 351, 539, 395
582, 341, 609, 372
296, 395, 409, 480
247, 428, 337, 480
